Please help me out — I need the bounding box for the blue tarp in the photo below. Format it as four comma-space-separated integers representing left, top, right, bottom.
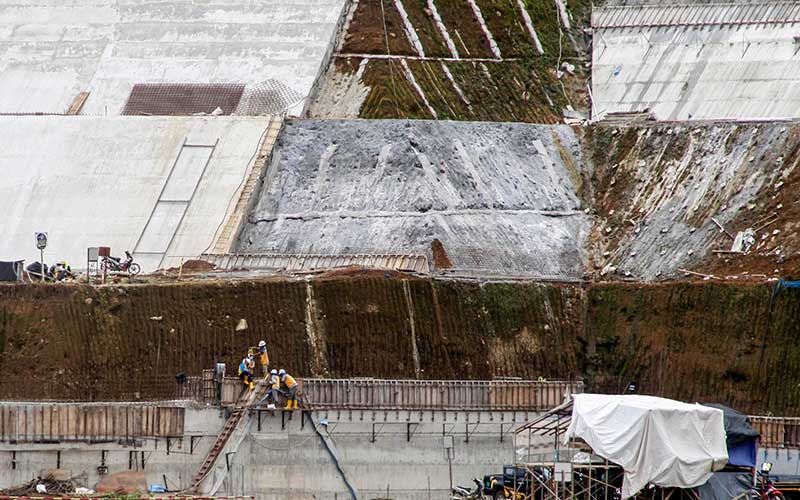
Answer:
728, 439, 757, 468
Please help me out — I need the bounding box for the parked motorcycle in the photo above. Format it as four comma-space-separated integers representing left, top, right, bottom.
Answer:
752, 463, 785, 500
101, 250, 141, 275
451, 478, 483, 500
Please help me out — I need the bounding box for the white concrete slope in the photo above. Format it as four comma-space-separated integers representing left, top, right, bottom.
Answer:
592, 2, 800, 121
0, 116, 270, 272
0, 0, 347, 115
236, 119, 591, 280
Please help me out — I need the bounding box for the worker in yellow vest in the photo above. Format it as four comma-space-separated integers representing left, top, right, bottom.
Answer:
257, 340, 269, 377
279, 369, 298, 409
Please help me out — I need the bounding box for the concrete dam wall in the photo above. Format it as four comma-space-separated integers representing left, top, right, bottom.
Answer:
0, 115, 272, 272
1, 276, 799, 414
236, 119, 591, 279
0, 0, 347, 115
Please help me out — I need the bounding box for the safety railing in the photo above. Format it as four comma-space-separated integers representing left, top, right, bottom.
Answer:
301, 379, 582, 411
751, 416, 800, 448
0, 403, 184, 442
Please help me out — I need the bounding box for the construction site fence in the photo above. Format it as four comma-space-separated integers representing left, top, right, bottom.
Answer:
0, 403, 184, 443
301, 379, 583, 411
751, 416, 800, 449
177, 375, 583, 410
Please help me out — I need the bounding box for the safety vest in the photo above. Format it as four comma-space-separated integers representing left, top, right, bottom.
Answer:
283, 374, 297, 388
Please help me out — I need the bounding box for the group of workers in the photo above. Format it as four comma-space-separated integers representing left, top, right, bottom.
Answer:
237, 340, 299, 409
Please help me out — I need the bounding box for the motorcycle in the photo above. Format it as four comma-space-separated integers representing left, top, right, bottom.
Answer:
451, 478, 483, 500
752, 463, 784, 500
101, 251, 141, 275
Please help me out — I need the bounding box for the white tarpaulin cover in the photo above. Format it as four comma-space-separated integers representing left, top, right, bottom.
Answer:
565, 394, 728, 498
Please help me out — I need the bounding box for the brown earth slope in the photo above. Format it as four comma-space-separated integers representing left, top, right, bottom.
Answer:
309, 0, 591, 122
1, 277, 799, 414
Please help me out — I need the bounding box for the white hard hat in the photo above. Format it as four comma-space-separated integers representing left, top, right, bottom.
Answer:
278, 369, 286, 376
258, 340, 266, 347
270, 369, 277, 375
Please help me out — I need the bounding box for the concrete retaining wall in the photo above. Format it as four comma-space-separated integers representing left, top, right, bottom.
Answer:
0, 0, 347, 115
0, 406, 547, 500
592, 2, 800, 121
236, 119, 590, 279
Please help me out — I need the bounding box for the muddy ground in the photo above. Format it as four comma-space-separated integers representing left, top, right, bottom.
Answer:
0, 275, 798, 414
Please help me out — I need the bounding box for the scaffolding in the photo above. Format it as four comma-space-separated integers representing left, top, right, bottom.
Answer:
510, 398, 700, 500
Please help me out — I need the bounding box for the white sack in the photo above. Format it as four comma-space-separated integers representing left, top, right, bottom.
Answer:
565, 394, 728, 498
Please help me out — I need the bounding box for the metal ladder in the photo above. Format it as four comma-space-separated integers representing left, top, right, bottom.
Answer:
189, 380, 268, 492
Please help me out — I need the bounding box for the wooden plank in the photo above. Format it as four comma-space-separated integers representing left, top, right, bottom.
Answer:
66, 91, 90, 115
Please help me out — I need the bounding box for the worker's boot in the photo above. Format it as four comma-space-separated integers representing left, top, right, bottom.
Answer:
293, 400, 299, 409
249, 381, 255, 391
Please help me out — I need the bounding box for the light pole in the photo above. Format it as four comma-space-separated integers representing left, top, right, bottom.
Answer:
35, 233, 47, 283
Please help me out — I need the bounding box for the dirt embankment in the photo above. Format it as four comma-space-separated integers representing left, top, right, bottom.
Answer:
310, 0, 591, 122
1, 277, 799, 414
583, 122, 800, 280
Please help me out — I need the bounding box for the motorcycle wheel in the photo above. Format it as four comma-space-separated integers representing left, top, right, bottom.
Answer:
129, 263, 141, 276
493, 491, 505, 500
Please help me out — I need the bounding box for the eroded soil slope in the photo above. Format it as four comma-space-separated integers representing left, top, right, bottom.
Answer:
309, 0, 591, 122
1, 277, 799, 414
585, 122, 800, 280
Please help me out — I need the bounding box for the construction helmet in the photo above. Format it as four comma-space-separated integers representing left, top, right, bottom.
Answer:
278, 369, 286, 376
270, 369, 277, 375
258, 340, 266, 348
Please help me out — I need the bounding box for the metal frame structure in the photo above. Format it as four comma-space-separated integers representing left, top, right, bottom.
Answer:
512, 398, 700, 500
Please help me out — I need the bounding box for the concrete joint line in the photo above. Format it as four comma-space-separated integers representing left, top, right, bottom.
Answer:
335, 53, 516, 62
427, 0, 460, 58
516, 0, 545, 54
393, 0, 426, 57
402, 280, 422, 379
250, 208, 585, 224
305, 281, 329, 376
466, 0, 502, 58
399, 59, 438, 119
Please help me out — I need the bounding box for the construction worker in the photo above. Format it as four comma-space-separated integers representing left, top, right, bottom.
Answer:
279, 369, 298, 409
257, 340, 269, 377
238, 354, 255, 391
258, 369, 280, 408
49, 261, 72, 281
